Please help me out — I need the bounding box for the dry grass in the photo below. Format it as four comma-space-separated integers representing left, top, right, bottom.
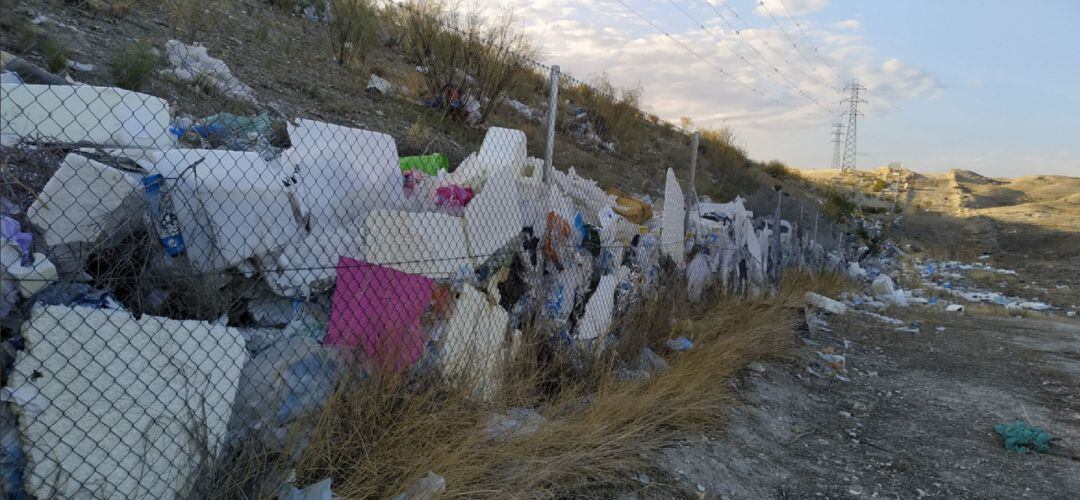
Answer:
245, 270, 845, 498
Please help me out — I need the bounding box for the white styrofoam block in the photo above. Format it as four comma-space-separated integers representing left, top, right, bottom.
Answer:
286, 119, 405, 230
7, 305, 247, 499
27, 153, 140, 246
364, 209, 471, 278
661, 168, 685, 268
475, 127, 526, 175
152, 149, 300, 271
265, 222, 365, 298
464, 169, 523, 261
1, 84, 172, 149
577, 271, 620, 340
440, 285, 508, 400
6, 252, 57, 297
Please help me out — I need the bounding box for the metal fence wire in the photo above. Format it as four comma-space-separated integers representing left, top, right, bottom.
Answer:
0, 7, 850, 499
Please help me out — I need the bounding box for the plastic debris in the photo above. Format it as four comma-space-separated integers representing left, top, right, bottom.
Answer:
392, 471, 446, 500
994, 421, 1053, 454
1, 83, 173, 149
282, 475, 336, 500
666, 337, 693, 351
895, 326, 920, 334
805, 292, 847, 315
608, 187, 652, 224
8, 305, 247, 498
484, 408, 546, 441
163, 40, 255, 101
399, 153, 449, 175
142, 174, 186, 256
32, 282, 122, 309
945, 304, 966, 313
326, 257, 434, 372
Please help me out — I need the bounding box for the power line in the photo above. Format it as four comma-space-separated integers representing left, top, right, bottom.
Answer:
708, 0, 840, 94
667, 0, 831, 113
614, 0, 785, 107
774, 0, 846, 85
756, 0, 840, 90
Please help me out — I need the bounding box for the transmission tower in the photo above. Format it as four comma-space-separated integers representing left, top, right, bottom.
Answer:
840, 81, 867, 174
830, 121, 844, 169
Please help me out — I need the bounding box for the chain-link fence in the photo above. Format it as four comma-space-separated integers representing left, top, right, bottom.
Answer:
0, 2, 853, 497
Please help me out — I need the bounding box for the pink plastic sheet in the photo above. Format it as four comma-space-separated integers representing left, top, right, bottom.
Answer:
325, 256, 434, 372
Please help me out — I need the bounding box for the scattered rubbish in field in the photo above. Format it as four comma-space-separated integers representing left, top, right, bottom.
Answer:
946, 304, 966, 313
163, 40, 255, 101
994, 421, 1053, 454
280, 473, 336, 500
935, 326, 946, 333
895, 325, 920, 334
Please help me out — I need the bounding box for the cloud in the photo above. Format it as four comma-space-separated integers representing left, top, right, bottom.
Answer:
466, 0, 943, 162
754, 0, 830, 17
832, 19, 861, 31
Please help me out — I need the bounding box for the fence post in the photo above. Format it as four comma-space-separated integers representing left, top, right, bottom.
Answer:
798, 204, 804, 270
542, 65, 560, 183
684, 131, 699, 235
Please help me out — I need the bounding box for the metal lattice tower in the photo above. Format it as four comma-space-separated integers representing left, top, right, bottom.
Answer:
830, 122, 844, 169
840, 81, 867, 174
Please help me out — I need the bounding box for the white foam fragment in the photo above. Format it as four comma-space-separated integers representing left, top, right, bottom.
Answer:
464, 169, 523, 261
1, 84, 172, 149
7, 305, 247, 498
364, 209, 471, 278
286, 119, 405, 230
661, 168, 685, 268
152, 149, 300, 271
804, 292, 847, 315
440, 286, 508, 400
163, 40, 255, 101
27, 154, 141, 246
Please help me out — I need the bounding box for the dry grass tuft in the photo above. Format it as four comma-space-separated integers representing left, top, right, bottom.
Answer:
276, 274, 817, 497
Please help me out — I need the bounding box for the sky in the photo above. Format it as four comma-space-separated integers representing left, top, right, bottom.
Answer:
474, 0, 1080, 177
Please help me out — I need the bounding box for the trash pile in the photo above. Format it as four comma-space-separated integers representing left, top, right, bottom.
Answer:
917, 259, 1054, 312
0, 81, 845, 497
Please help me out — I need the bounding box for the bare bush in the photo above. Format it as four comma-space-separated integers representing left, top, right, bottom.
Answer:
399, 0, 538, 124
329, 0, 380, 67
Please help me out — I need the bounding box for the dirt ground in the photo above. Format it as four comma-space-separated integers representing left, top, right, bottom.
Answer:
640, 304, 1080, 499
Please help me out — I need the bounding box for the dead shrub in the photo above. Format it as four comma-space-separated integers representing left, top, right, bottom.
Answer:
399, 0, 539, 124
567, 74, 645, 152
328, 0, 380, 67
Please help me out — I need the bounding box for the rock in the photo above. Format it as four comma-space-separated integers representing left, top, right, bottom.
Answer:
366, 74, 393, 94
27, 153, 142, 247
